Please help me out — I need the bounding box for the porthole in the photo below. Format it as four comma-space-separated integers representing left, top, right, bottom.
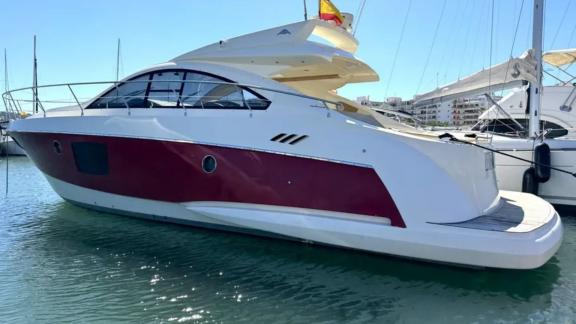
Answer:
202, 155, 217, 173
52, 140, 62, 154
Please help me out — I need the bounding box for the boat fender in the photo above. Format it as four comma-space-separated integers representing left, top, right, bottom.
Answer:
522, 167, 539, 195
534, 142, 551, 183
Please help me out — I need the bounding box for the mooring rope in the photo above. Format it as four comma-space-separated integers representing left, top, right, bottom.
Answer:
439, 132, 576, 177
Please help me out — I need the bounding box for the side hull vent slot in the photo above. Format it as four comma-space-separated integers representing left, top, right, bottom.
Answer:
270, 133, 287, 142
288, 135, 307, 145
270, 133, 308, 145
279, 134, 297, 143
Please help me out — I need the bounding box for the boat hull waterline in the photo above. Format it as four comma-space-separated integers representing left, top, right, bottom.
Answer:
45, 173, 562, 270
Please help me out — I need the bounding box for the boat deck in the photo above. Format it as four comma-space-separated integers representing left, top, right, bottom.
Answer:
435, 191, 556, 233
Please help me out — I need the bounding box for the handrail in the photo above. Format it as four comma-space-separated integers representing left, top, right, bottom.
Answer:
2, 80, 341, 110
1, 79, 344, 120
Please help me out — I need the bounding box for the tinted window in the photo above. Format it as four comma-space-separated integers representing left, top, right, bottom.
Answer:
180, 73, 226, 108
87, 69, 270, 110
147, 71, 184, 108
474, 118, 569, 138
542, 120, 569, 138
89, 75, 150, 108
243, 89, 271, 109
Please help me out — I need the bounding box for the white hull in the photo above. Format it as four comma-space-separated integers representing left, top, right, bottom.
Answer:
495, 149, 576, 206
485, 137, 576, 207
46, 174, 563, 269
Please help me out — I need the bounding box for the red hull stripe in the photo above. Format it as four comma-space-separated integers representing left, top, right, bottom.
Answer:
12, 132, 406, 227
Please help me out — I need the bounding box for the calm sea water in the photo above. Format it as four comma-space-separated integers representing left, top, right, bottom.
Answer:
1, 157, 576, 323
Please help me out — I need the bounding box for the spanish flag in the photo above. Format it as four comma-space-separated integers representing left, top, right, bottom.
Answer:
319, 0, 344, 26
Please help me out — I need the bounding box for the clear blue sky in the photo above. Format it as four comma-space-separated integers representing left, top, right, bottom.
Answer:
1, 0, 575, 102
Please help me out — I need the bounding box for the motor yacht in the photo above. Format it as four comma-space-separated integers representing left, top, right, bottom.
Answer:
3, 17, 562, 269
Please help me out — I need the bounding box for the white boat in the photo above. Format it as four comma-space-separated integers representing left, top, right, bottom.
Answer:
3, 16, 562, 269
0, 136, 26, 156
1, 50, 27, 156
1, 121, 26, 156
475, 86, 576, 139
414, 1, 576, 208
473, 49, 576, 139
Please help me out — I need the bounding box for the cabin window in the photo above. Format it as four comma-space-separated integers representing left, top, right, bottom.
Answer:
87, 69, 270, 110
147, 71, 184, 108
89, 75, 150, 108
180, 73, 234, 108
474, 118, 569, 139
542, 120, 569, 138
243, 90, 271, 109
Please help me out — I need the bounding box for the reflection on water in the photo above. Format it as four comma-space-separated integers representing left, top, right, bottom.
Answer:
1, 157, 575, 323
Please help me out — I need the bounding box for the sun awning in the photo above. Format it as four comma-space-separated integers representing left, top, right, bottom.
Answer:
414, 50, 537, 105
543, 48, 576, 67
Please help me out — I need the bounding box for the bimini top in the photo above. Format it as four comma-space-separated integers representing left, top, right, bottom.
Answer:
543, 48, 576, 67
170, 19, 378, 96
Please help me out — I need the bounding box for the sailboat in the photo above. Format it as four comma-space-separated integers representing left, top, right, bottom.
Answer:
473, 49, 576, 139
0, 126, 27, 156
414, 1, 576, 208
2, 3, 563, 269
1, 49, 26, 156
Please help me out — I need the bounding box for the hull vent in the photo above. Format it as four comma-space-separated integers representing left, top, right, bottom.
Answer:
270, 133, 308, 145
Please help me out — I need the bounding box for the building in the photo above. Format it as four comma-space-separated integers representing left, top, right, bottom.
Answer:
450, 96, 500, 126
356, 94, 501, 127
410, 101, 451, 125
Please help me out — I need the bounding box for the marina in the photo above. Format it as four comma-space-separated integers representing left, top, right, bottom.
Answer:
1, 157, 576, 322
2, 0, 576, 322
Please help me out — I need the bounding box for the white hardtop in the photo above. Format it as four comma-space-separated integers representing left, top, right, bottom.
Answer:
170, 19, 378, 95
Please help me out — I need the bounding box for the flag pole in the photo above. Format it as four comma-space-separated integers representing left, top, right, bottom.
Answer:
303, 0, 308, 20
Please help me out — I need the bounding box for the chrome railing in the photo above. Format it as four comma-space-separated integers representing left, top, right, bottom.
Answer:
2, 80, 341, 119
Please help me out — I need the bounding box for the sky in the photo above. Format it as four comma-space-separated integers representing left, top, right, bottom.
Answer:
1, 0, 575, 103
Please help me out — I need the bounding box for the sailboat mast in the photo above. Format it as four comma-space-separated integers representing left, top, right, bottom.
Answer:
3, 49, 8, 93
528, 0, 544, 137
116, 38, 121, 81
4, 49, 10, 92
33, 35, 38, 114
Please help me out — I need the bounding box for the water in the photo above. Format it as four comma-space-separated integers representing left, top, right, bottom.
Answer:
1, 157, 576, 323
